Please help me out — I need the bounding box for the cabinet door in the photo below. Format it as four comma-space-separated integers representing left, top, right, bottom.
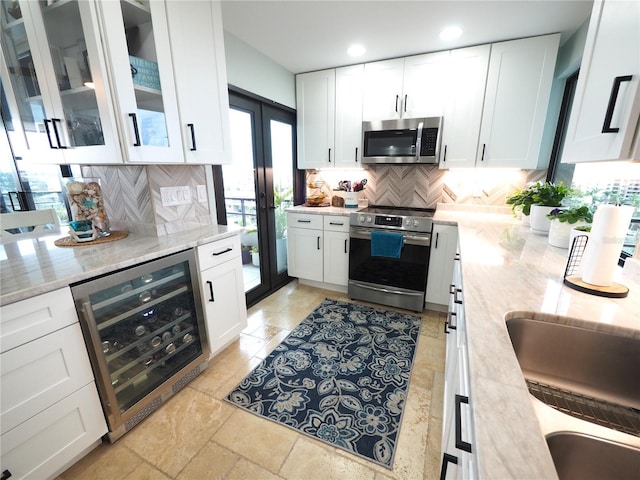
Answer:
200, 258, 247, 356
403, 51, 450, 118
97, 0, 183, 163
296, 69, 335, 169
426, 224, 459, 306
323, 230, 349, 286
362, 58, 404, 121
440, 45, 490, 169
334, 64, 363, 167
287, 227, 323, 281
1, 0, 121, 164
165, 1, 232, 164
478, 34, 560, 168
562, 0, 640, 162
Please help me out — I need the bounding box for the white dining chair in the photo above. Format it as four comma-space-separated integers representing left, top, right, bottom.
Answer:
0, 209, 61, 242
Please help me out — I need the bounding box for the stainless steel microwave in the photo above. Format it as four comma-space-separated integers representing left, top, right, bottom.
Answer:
361, 117, 443, 164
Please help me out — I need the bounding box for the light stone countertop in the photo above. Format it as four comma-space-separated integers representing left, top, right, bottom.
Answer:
287, 205, 361, 216
437, 207, 640, 479
0, 224, 241, 306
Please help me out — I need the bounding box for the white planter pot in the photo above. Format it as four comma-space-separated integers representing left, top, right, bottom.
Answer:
548, 220, 589, 249
522, 213, 530, 227
251, 251, 260, 267
569, 226, 591, 252
529, 205, 556, 234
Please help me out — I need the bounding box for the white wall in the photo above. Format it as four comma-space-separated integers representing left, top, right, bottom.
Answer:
223, 31, 295, 109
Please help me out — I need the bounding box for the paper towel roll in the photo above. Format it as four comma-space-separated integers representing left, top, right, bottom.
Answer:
581, 205, 634, 286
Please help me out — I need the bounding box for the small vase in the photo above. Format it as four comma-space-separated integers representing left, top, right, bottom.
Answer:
529, 205, 555, 234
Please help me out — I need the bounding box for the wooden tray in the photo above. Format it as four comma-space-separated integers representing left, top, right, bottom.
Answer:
54, 230, 128, 247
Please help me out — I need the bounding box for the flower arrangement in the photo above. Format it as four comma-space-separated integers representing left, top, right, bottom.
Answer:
546, 205, 594, 224
505, 184, 537, 216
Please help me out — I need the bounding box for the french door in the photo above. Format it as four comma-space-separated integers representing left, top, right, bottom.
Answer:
214, 90, 300, 306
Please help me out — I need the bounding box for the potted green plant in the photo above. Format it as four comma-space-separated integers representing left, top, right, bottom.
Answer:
546, 205, 593, 248
506, 184, 538, 225
528, 181, 572, 234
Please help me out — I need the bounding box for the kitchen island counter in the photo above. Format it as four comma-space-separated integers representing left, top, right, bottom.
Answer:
0, 225, 242, 306
435, 204, 640, 479
286, 205, 360, 216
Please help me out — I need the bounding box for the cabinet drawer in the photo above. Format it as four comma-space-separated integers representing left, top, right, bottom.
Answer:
197, 235, 241, 271
323, 215, 350, 232
287, 212, 323, 230
1, 382, 107, 480
0, 288, 79, 354
1, 323, 95, 434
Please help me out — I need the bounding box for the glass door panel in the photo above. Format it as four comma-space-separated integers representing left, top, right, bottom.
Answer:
119, 0, 168, 147
38, 0, 103, 148
0, 6, 51, 154
270, 119, 294, 275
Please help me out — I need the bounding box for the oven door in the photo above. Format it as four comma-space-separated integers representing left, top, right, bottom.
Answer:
348, 227, 430, 312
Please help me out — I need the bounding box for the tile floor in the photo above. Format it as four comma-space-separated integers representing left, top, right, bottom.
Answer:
58, 281, 445, 480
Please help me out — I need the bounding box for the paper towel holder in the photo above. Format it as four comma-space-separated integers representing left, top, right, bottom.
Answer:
563, 235, 629, 298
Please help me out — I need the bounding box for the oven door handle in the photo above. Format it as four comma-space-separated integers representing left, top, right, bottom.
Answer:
349, 281, 424, 297
349, 229, 431, 247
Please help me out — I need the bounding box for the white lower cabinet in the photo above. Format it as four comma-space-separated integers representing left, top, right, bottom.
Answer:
287, 212, 350, 288
425, 224, 459, 307
441, 252, 478, 479
197, 235, 247, 357
0, 288, 107, 480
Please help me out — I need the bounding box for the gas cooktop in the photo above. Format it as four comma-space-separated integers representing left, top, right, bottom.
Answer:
350, 205, 435, 233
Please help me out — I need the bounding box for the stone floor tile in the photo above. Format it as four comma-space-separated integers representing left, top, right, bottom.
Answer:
225, 458, 284, 480
124, 462, 172, 480
176, 441, 240, 480
56, 442, 141, 480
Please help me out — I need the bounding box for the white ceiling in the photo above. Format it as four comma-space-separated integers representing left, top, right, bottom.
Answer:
220, 0, 594, 74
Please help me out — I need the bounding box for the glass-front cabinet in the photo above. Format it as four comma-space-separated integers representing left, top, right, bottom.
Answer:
97, 0, 182, 163
71, 249, 209, 442
0, 0, 121, 164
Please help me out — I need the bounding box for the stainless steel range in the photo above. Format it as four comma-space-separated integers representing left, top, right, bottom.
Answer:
348, 206, 434, 312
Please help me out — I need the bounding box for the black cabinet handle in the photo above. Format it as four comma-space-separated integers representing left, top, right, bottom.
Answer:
480, 143, 486, 162
328, 148, 331, 163
129, 113, 141, 146
445, 311, 457, 333
454, 253, 460, 261
454, 288, 463, 305
211, 247, 232, 256
52, 118, 67, 149
317, 236, 320, 250
449, 283, 456, 295
439, 453, 458, 480
435, 232, 439, 249
188, 123, 197, 151
2, 469, 12, 480
404, 94, 407, 113
344, 238, 348, 254
455, 394, 472, 453
43, 119, 57, 149
442, 144, 447, 163
395, 94, 399, 113
602, 75, 633, 133
297, 219, 311, 223
329, 222, 344, 226
206, 280, 214, 302
355, 147, 358, 162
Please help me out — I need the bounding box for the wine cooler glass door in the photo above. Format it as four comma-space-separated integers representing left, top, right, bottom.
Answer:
73, 249, 207, 430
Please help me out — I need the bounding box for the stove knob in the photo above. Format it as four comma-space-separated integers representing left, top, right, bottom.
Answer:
413, 219, 419, 227
359, 215, 365, 223
366, 215, 372, 223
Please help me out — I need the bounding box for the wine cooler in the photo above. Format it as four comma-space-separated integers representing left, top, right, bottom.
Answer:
71, 249, 209, 442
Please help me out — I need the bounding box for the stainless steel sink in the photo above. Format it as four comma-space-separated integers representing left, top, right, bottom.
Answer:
506, 315, 640, 412
546, 432, 640, 480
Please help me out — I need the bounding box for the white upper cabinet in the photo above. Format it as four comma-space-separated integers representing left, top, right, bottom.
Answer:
476, 34, 560, 168
334, 64, 364, 167
97, 0, 183, 163
1, 0, 122, 164
439, 45, 490, 169
561, 0, 640, 163
165, 1, 232, 164
296, 69, 335, 169
362, 52, 450, 121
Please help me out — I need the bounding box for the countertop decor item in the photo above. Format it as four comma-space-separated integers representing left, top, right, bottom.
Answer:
546, 205, 593, 249
54, 230, 128, 247
226, 298, 422, 468
66, 179, 111, 236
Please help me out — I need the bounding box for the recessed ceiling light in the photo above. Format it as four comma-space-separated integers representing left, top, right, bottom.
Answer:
347, 44, 366, 57
439, 26, 463, 41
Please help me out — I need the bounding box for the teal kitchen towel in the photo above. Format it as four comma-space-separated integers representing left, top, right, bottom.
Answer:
371, 231, 404, 258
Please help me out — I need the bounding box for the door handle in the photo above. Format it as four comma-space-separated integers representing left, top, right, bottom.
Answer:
602, 75, 633, 133
317, 236, 320, 250
211, 247, 232, 256
435, 232, 439, 249
344, 238, 348, 254
442, 145, 447, 163
43, 119, 57, 149
187, 123, 197, 151
52, 118, 67, 148
129, 113, 141, 146
444, 311, 457, 333
206, 280, 214, 302
404, 94, 407, 113
455, 394, 472, 453
328, 148, 331, 163
439, 453, 458, 480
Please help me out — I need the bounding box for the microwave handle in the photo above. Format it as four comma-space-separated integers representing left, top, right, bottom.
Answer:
415, 121, 424, 163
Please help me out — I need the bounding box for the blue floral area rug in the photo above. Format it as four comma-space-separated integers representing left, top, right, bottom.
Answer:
225, 299, 422, 468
